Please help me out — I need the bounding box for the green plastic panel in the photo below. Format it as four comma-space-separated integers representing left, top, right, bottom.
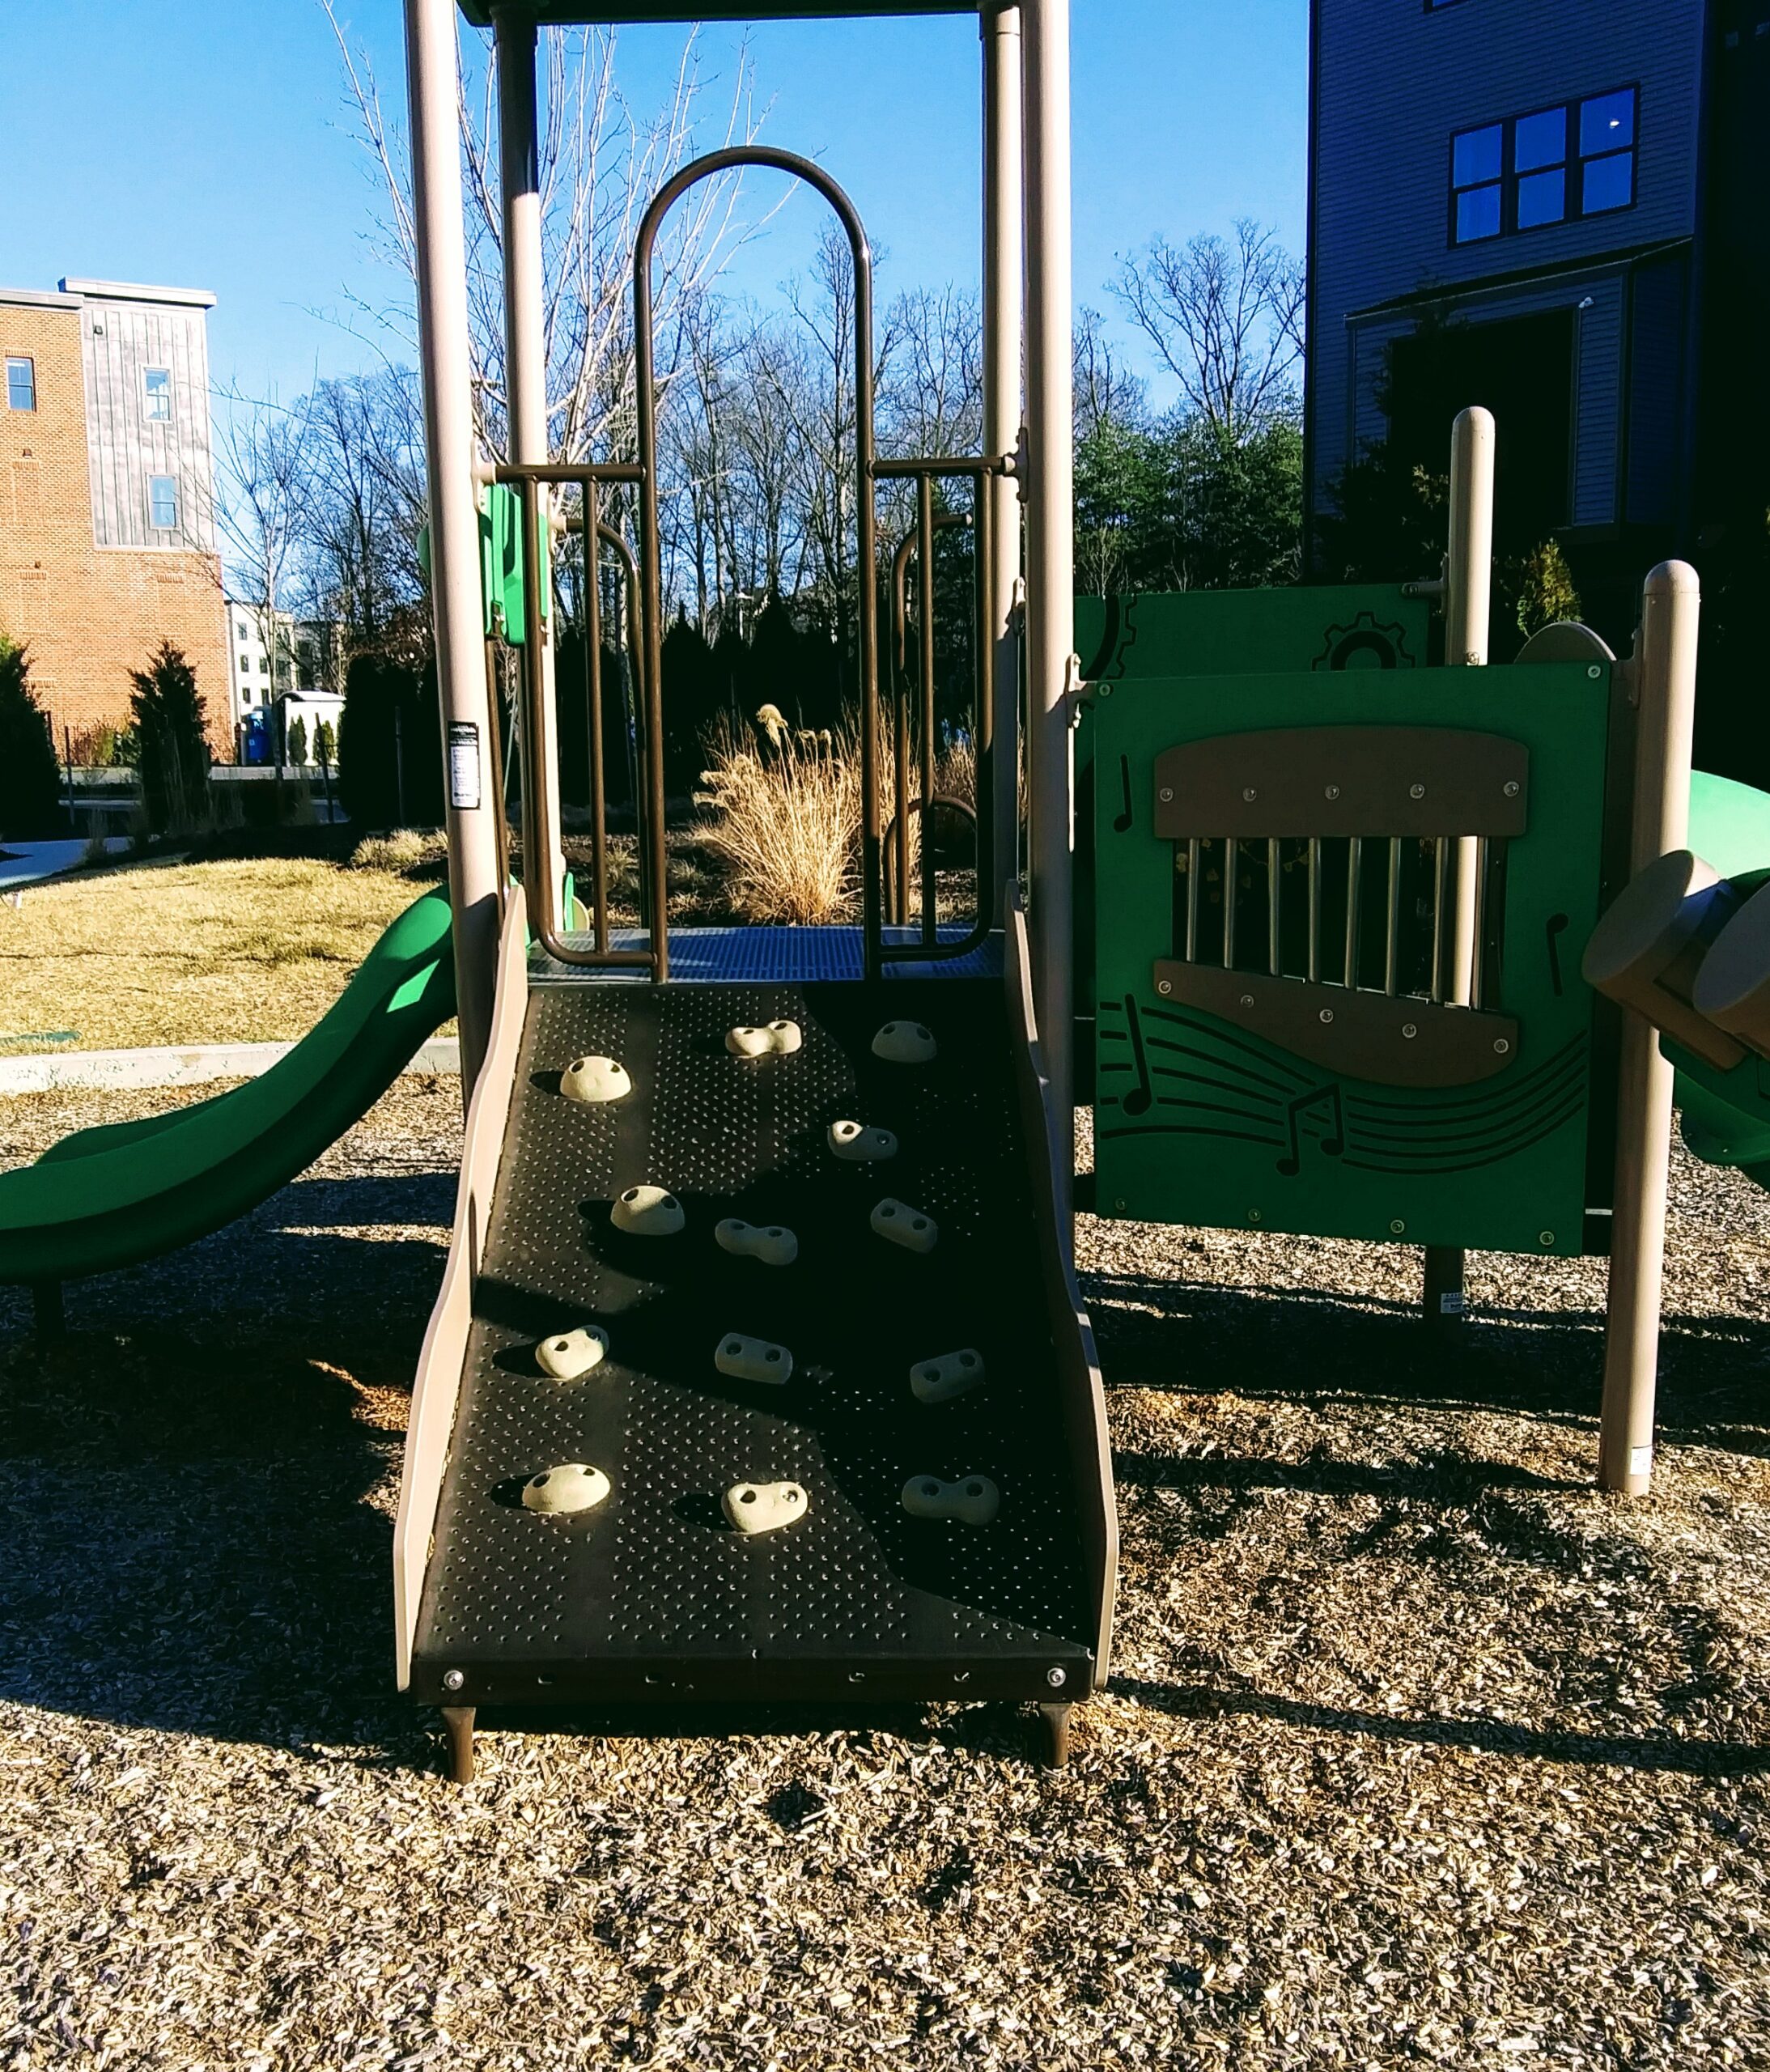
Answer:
1076, 585, 1432, 688
1092, 664, 1614, 1257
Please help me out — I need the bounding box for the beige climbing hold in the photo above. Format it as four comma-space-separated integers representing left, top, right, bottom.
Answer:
726, 1019, 803, 1059
561, 1055, 631, 1104
724, 1480, 809, 1535
910, 1348, 984, 1404
829, 1119, 898, 1162
611, 1184, 686, 1236
902, 1474, 1000, 1526
872, 1197, 938, 1253
521, 1463, 611, 1515
535, 1325, 609, 1381
714, 1333, 793, 1385
715, 1217, 799, 1267
872, 1019, 937, 1065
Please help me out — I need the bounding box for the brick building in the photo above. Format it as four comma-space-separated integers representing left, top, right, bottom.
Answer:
1, 278, 230, 755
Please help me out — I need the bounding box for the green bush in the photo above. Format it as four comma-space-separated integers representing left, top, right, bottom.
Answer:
0, 636, 66, 840
129, 640, 212, 834
337, 652, 444, 828
287, 715, 308, 768
1510, 538, 1582, 640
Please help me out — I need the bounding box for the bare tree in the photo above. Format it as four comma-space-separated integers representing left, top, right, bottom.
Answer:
1114, 218, 1304, 442
213, 387, 317, 737
298, 369, 429, 666
1073, 304, 1148, 441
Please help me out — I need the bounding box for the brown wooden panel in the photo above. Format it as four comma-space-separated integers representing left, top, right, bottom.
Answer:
1152, 727, 1530, 839
1151, 962, 1522, 1089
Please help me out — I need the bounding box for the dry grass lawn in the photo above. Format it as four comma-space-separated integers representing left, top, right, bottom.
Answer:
0, 856, 422, 1055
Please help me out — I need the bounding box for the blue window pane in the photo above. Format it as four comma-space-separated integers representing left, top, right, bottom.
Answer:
1453, 124, 1504, 188
1454, 183, 1503, 243
1581, 89, 1636, 157
1515, 107, 1568, 172
149, 476, 179, 529
5, 358, 33, 411
1581, 150, 1635, 215
1517, 168, 1567, 229
143, 367, 172, 422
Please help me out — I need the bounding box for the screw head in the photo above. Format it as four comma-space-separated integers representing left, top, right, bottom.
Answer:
1503, 779, 1521, 797
1539, 1230, 1556, 1246
1494, 1037, 1510, 1055
443, 1669, 465, 1692
1114, 1198, 1127, 1212
1319, 1008, 1335, 1025
1240, 992, 1254, 1007
1409, 783, 1426, 800
1159, 786, 1174, 803
1098, 684, 1114, 697
1402, 1022, 1418, 1039
1249, 1209, 1263, 1225
1325, 784, 1341, 801
1587, 664, 1604, 679
1390, 1219, 1406, 1235
1157, 979, 1173, 996
1046, 1666, 1068, 1689
1242, 787, 1258, 803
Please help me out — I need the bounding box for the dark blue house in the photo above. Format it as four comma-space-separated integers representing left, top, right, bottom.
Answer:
1304, 0, 1769, 648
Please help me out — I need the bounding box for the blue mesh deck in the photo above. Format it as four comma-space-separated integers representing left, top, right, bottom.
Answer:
530, 925, 1004, 985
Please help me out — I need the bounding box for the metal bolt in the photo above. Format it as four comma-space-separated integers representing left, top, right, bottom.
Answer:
1114, 1199, 1127, 1212
1494, 1037, 1510, 1055
1409, 783, 1426, 800
1319, 1008, 1335, 1024
1046, 1667, 1068, 1689
1401, 1022, 1418, 1039
1159, 786, 1174, 803
443, 1669, 465, 1692
1325, 784, 1341, 800
1587, 664, 1604, 679
1158, 979, 1173, 996
1098, 684, 1114, 697
1249, 1209, 1263, 1225
1539, 1230, 1556, 1246
1242, 787, 1257, 803
1503, 779, 1521, 797
1240, 992, 1254, 1007
1390, 1219, 1406, 1235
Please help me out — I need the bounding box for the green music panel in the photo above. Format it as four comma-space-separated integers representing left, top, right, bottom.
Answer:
1092, 663, 1614, 1257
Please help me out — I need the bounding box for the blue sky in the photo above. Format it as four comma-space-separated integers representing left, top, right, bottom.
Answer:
1, 2, 1306, 410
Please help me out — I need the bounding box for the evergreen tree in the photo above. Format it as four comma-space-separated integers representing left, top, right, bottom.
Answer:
287, 715, 309, 767
129, 641, 212, 834
0, 637, 66, 840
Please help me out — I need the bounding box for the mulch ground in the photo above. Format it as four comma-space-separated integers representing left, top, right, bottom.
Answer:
1, 1081, 1766, 2070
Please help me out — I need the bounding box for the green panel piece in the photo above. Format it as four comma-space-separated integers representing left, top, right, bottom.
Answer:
0, 890, 456, 1287
1688, 769, 1770, 880
1092, 664, 1613, 1257
1075, 586, 1434, 1033
418, 484, 546, 643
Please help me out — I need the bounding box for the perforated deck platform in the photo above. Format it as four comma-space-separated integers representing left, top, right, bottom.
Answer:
410, 977, 1095, 1709
529, 925, 1004, 985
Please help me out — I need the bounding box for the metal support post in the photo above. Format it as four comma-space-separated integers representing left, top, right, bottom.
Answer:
405, 0, 502, 1096
1424, 404, 1495, 1326
983, 2, 1024, 928
1022, 0, 1076, 1231
494, 6, 566, 917
1599, 562, 1699, 1495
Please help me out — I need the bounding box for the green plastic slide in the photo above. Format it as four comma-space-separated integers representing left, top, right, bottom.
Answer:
0, 888, 456, 1289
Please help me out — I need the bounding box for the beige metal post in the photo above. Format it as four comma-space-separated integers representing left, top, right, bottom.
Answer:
983, 2, 1024, 928
405, 0, 502, 1095
1600, 561, 1699, 1495
1022, 0, 1076, 1227
1423, 405, 1496, 1325
494, 8, 566, 915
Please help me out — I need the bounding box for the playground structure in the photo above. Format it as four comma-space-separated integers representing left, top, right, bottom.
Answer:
7, 0, 1770, 1783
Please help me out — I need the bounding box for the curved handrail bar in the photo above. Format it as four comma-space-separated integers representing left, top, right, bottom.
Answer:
635, 146, 882, 981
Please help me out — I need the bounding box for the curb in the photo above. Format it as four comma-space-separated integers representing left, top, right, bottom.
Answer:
0, 1036, 461, 1095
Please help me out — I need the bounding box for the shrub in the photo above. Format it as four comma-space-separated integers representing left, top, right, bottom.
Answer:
695, 714, 863, 924
1511, 538, 1582, 640
129, 641, 212, 834
337, 652, 444, 828
287, 715, 308, 767
314, 719, 337, 770
0, 636, 66, 840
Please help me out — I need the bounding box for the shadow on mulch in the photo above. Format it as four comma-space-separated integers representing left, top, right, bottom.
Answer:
1110, 1673, 1770, 1780
1084, 1267, 1770, 1458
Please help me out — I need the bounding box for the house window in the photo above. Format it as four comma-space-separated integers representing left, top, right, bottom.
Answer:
1450, 87, 1637, 245
5, 357, 34, 411
148, 475, 179, 529
143, 367, 172, 422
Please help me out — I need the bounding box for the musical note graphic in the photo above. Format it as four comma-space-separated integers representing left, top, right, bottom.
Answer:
1122, 996, 1153, 1116
1545, 911, 1568, 997
1113, 754, 1134, 834
1276, 1084, 1344, 1175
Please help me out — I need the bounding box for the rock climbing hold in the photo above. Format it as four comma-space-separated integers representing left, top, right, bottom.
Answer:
871, 1197, 937, 1254
872, 1021, 937, 1064
910, 1348, 984, 1404
611, 1184, 686, 1236
535, 1325, 609, 1380
723, 1480, 809, 1535
522, 1463, 612, 1514
901, 1474, 999, 1526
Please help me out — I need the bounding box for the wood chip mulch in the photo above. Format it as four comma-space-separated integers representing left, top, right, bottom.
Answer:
1, 1082, 1766, 2069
